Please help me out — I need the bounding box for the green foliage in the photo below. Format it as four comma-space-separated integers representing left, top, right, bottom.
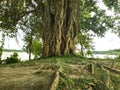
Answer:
0, 0, 22, 37
23, 38, 42, 59
103, 0, 120, 37
21, 14, 43, 60
79, 0, 115, 37
77, 32, 94, 57
0, 0, 118, 36
5, 52, 20, 64
32, 39, 42, 58
76, 0, 117, 58
115, 55, 120, 59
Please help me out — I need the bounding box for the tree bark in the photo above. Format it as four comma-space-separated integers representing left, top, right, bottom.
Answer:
0, 33, 5, 61
28, 30, 34, 60
42, 0, 77, 58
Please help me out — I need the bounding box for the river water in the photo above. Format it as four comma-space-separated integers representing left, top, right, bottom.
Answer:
2, 52, 34, 61
88, 54, 116, 59
1, 52, 116, 61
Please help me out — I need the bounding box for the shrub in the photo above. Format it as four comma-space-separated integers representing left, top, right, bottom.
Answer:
5, 52, 20, 64
115, 55, 120, 59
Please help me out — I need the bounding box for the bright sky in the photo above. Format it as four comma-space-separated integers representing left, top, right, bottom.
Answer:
4, 37, 24, 50
93, 31, 120, 51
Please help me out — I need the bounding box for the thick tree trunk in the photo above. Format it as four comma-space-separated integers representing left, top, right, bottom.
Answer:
42, 0, 77, 58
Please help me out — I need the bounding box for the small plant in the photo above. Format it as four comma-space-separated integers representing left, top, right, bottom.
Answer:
115, 55, 120, 59
5, 52, 20, 64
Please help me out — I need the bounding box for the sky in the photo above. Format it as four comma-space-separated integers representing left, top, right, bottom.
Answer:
93, 31, 120, 51
3, 35, 24, 50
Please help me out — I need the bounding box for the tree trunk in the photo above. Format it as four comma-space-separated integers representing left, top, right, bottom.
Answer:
0, 33, 5, 61
28, 30, 33, 60
79, 31, 84, 57
42, 0, 77, 58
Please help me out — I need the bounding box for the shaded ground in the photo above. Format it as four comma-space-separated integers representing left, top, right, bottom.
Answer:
0, 66, 55, 90
0, 57, 120, 90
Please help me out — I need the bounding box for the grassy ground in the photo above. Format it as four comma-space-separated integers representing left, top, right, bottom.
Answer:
0, 56, 120, 90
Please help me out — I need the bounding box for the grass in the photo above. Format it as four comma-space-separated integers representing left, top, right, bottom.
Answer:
1, 56, 120, 90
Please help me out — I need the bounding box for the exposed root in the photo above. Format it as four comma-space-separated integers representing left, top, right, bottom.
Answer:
49, 71, 60, 90
104, 70, 110, 88
49, 64, 63, 90
81, 63, 90, 69
98, 64, 114, 88
102, 64, 120, 74
86, 83, 95, 90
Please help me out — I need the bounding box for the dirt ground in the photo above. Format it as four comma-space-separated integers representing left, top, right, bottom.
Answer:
0, 65, 55, 90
